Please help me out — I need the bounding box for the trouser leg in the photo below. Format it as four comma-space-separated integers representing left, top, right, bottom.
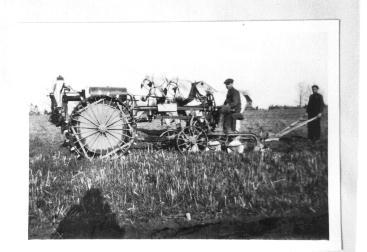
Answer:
62, 101, 68, 122
314, 118, 321, 140
231, 116, 237, 131
308, 117, 321, 140
223, 113, 232, 132
307, 121, 313, 140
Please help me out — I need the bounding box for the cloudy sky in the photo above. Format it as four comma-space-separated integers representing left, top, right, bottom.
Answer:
13, 20, 337, 110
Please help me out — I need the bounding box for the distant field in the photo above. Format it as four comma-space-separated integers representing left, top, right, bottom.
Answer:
29, 109, 328, 239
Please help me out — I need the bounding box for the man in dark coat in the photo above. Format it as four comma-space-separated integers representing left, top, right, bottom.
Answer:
306, 85, 325, 141
222, 78, 242, 133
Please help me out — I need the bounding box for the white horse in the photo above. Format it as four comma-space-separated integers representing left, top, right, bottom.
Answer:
164, 79, 208, 116
133, 76, 181, 128
165, 78, 249, 131
131, 76, 166, 121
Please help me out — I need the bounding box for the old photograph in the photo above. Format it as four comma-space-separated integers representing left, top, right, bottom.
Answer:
25, 20, 341, 246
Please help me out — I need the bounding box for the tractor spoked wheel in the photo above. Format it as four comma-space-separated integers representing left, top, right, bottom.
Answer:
192, 118, 210, 133
176, 126, 208, 154
68, 96, 134, 159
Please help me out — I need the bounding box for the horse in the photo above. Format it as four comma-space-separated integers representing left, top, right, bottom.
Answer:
164, 78, 250, 131
164, 78, 210, 113
133, 76, 181, 128
130, 76, 166, 121
140, 76, 168, 103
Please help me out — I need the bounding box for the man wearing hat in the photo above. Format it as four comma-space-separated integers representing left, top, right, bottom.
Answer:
222, 78, 241, 134
306, 84, 325, 141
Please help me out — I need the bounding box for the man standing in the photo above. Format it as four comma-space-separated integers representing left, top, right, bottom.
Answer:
306, 85, 325, 141
222, 78, 241, 134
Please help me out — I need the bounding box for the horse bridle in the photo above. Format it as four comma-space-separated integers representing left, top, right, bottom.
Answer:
141, 78, 154, 91
190, 81, 207, 101
166, 80, 207, 100
164, 80, 179, 96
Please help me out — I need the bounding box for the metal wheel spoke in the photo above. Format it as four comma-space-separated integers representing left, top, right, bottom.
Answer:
104, 109, 119, 126
106, 131, 122, 142
105, 133, 116, 151
88, 132, 101, 151
95, 102, 102, 124
78, 114, 100, 128
84, 109, 99, 126
88, 104, 102, 125
75, 129, 97, 135
181, 132, 190, 140
102, 140, 131, 159
188, 128, 196, 136
178, 142, 190, 147
75, 130, 100, 143
108, 128, 132, 132
77, 126, 99, 130
92, 150, 97, 159
101, 103, 118, 125
101, 102, 113, 124
71, 118, 93, 125
108, 130, 132, 139
106, 117, 126, 128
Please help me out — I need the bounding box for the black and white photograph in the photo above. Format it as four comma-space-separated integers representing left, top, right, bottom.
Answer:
26, 20, 340, 241
0, 1, 361, 252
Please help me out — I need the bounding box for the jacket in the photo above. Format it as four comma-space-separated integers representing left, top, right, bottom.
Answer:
306, 93, 324, 116
224, 88, 241, 113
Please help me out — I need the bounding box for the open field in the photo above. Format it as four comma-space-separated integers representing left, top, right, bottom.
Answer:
29, 108, 328, 239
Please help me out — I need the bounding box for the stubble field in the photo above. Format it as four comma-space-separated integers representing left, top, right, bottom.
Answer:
29, 108, 328, 239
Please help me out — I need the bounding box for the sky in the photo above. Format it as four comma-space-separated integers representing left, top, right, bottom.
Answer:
12, 20, 337, 111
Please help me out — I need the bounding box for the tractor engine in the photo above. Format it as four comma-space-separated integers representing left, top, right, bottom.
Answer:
49, 76, 131, 130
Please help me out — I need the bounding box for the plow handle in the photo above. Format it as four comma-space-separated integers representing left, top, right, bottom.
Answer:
271, 115, 319, 139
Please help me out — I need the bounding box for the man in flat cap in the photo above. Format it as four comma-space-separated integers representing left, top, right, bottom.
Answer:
306, 84, 325, 141
222, 78, 242, 134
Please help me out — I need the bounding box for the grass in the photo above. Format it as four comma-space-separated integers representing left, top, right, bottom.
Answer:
29, 111, 328, 239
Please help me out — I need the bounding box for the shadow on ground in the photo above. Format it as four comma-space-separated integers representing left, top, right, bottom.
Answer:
121, 213, 329, 239
51, 188, 328, 239
52, 188, 125, 239
152, 214, 329, 239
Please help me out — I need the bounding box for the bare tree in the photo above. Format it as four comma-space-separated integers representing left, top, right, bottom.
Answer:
297, 82, 312, 107
29, 103, 40, 115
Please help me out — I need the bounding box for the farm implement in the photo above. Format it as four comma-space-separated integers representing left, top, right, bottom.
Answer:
265, 116, 320, 142
48, 76, 312, 160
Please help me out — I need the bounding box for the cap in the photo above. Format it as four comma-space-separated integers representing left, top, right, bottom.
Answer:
57, 75, 64, 81
224, 78, 234, 85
